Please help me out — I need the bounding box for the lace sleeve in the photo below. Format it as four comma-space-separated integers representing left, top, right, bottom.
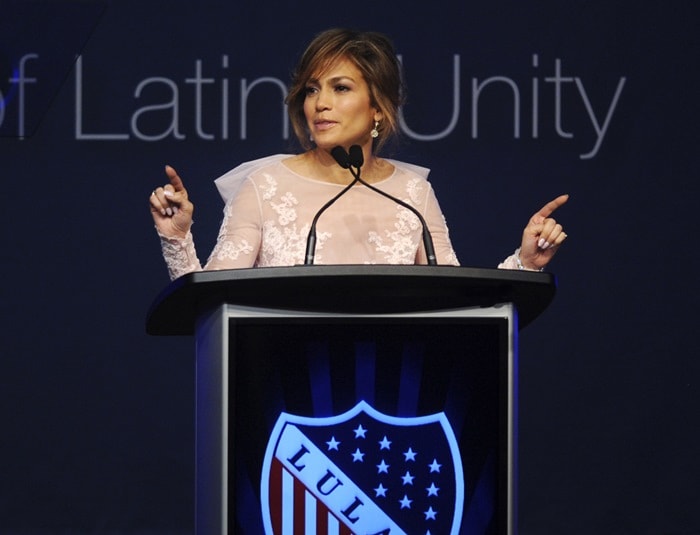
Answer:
201, 179, 261, 271
158, 230, 203, 280
420, 184, 460, 266
498, 247, 542, 271
498, 252, 520, 270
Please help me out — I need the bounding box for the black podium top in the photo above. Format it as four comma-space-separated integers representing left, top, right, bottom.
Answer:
146, 265, 556, 335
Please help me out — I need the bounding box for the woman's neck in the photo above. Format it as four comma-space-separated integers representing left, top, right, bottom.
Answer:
289, 148, 393, 184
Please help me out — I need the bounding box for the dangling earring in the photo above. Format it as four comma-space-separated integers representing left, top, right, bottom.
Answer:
370, 120, 380, 139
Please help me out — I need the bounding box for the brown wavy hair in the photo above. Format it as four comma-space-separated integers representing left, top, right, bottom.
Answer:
286, 28, 405, 154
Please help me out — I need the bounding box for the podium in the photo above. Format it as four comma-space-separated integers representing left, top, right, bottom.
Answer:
147, 265, 556, 535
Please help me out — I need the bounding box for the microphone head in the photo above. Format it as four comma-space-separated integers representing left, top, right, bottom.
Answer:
331, 146, 350, 169
348, 145, 364, 168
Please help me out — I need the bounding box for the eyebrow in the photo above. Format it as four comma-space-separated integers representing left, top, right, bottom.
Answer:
307, 75, 357, 85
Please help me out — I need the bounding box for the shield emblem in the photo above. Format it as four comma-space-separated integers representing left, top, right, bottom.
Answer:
261, 400, 464, 534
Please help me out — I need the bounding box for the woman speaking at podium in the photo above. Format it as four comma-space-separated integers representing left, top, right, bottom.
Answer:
149, 28, 567, 280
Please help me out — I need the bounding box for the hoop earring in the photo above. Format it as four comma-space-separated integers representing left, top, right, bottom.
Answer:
370, 121, 380, 139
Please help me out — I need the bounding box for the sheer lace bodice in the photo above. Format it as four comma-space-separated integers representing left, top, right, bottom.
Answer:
158, 155, 465, 279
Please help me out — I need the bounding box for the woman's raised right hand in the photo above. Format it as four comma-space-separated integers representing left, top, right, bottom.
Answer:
149, 165, 194, 239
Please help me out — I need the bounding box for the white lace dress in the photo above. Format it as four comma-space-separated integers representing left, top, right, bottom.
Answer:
158, 155, 519, 280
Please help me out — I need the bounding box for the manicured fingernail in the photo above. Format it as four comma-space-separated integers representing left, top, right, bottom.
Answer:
164, 190, 173, 197
166, 207, 173, 216
538, 238, 545, 248
172, 206, 179, 214
160, 209, 167, 216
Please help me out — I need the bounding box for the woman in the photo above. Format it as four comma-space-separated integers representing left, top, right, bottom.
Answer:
150, 28, 567, 280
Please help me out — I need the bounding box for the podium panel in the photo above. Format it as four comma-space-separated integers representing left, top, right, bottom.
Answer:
147, 266, 556, 534
195, 303, 518, 535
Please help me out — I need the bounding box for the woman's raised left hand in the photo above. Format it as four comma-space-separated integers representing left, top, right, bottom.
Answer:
518, 194, 569, 270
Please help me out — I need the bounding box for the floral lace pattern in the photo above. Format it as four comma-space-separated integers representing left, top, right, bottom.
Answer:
158, 157, 462, 280
368, 206, 422, 264
159, 231, 201, 280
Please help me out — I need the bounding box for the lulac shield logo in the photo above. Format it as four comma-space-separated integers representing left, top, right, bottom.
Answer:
261, 401, 464, 534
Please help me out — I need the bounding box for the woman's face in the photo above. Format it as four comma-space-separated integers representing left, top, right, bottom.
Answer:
303, 57, 381, 151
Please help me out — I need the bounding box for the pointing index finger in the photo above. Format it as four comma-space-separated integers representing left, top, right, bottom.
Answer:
536, 194, 569, 219
164, 164, 186, 192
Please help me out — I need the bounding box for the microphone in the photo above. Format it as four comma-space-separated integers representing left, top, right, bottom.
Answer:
331, 145, 352, 169
340, 145, 438, 266
348, 144, 364, 167
303, 147, 360, 265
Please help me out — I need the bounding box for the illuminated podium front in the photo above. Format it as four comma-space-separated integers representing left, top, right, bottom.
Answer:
146, 265, 556, 535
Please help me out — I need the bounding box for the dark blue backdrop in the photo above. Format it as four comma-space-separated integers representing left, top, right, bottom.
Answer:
2, 1, 699, 533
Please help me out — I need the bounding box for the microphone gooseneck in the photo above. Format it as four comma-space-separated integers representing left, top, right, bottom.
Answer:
343, 145, 438, 266
303, 148, 359, 265
303, 145, 438, 266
